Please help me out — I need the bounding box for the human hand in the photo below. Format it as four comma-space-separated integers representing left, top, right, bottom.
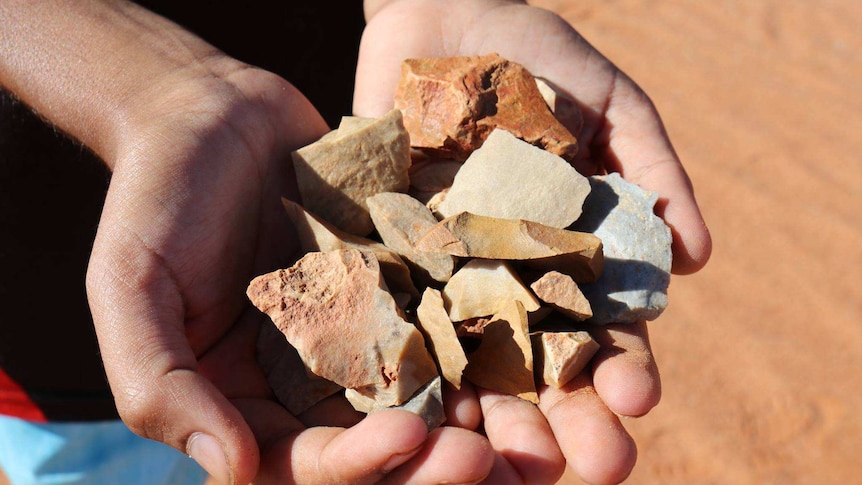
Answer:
0, 2, 499, 484
81, 49, 499, 485
355, 1, 712, 483
81, 38, 502, 485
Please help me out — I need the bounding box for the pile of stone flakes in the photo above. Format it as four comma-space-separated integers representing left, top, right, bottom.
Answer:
247, 54, 672, 429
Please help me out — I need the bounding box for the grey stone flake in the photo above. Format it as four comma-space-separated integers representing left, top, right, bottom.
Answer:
571, 173, 672, 324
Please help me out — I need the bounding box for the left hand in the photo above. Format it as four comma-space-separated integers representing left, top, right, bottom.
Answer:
355, 1, 712, 483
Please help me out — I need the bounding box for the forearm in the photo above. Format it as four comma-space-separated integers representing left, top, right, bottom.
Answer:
0, 0, 233, 166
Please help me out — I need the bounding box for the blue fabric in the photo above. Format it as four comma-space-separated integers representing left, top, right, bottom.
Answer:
0, 415, 207, 485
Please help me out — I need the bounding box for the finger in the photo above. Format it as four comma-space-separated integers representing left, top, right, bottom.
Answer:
87, 240, 258, 485
442, 380, 482, 430
538, 374, 637, 485
381, 427, 495, 485
297, 392, 365, 428
244, 403, 430, 485
597, 76, 712, 274
590, 321, 661, 417
196, 308, 271, 400
354, 0, 446, 117
477, 388, 566, 485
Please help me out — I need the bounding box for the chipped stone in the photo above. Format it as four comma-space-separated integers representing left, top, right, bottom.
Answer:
292, 109, 411, 236
256, 320, 342, 415
527, 306, 554, 327
464, 301, 538, 403
425, 188, 448, 214
455, 317, 492, 340
416, 211, 603, 282
346, 376, 446, 431
366, 192, 456, 284
247, 249, 438, 407
336, 116, 377, 137
409, 159, 462, 193
282, 198, 419, 300
535, 77, 584, 138
530, 271, 593, 321
408, 159, 462, 206
394, 54, 578, 161
571, 173, 673, 324
416, 288, 468, 389
442, 259, 540, 322
532, 331, 600, 388
435, 130, 590, 228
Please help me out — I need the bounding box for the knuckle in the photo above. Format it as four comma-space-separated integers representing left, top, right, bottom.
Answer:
114, 379, 170, 442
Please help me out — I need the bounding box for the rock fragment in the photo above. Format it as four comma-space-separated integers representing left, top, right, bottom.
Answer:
464, 301, 538, 403
532, 332, 600, 388
435, 129, 590, 228
256, 320, 342, 415
530, 271, 593, 321
571, 173, 673, 324
282, 198, 418, 299
336, 116, 377, 137
394, 54, 578, 161
247, 249, 438, 407
416, 211, 603, 282
415, 288, 468, 389
346, 376, 445, 431
292, 109, 411, 236
408, 158, 462, 193
408, 159, 462, 205
534, 77, 584, 139
366, 192, 456, 284
442, 259, 540, 322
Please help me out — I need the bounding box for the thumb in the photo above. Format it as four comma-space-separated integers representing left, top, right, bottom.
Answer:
87, 228, 258, 485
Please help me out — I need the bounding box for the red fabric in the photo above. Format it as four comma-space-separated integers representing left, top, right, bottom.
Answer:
0, 368, 46, 422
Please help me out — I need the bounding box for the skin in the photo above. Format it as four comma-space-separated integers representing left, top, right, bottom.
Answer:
0, 1, 711, 484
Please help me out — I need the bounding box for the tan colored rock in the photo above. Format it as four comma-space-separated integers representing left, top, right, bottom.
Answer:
394, 54, 578, 161
435, 129, 591, 229
408, 159, 462, 206
409, 159, 462, 193
282, 198, 419, 299
442, 259, 540, 322
256, 320, 342, 415
528, 306, 554, 326
291, 109, 411, 236
336, 116, 377, 137
366, 193, 456, 284
425, 188, 449, 214
455, 317, 491, 340
346, 376, 445, 430
535, 77, 584, 138
532, 331, 600, 388
416, 211, 603, 282
246, 249, 438, 407
416, 288, 468, 389
464, 300, 538, 403
530, 271, 593, 321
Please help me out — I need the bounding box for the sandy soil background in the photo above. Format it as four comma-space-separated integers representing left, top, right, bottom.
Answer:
2, 2, 859, 485
530, 0, 862, 483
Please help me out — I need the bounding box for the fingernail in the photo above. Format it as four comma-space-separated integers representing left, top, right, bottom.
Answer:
187, 432, 232, 485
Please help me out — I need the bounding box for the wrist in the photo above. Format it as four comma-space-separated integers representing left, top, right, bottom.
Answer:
0, 0, 238, 167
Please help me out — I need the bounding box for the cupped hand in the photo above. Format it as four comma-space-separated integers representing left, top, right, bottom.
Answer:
85, 59, 494, 484
355, 1, 712, 483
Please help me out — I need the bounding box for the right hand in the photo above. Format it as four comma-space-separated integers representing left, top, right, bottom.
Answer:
84, 42, 497, 485
0, 1, 495, 483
